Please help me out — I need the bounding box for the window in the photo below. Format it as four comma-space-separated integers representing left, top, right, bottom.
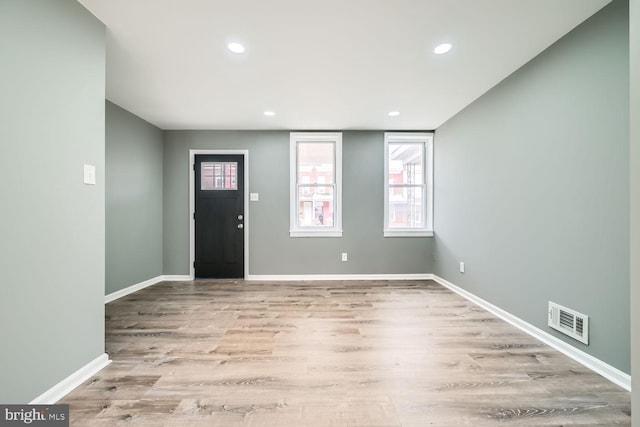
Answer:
201, 162, 237, 190
290, 132, 342, 237
384, 132, 433, 237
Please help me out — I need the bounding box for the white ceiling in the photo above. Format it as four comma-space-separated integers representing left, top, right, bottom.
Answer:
78, 0, 611, 130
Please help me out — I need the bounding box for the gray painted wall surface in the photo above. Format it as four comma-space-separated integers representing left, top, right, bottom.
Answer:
433, 1, 630, 373
630, 0, 639, 421
163, 131, 434, 276
106, 101, 163, 295
0, 1, 105, 402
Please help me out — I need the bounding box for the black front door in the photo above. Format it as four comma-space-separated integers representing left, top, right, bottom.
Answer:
194, 154, 244, 278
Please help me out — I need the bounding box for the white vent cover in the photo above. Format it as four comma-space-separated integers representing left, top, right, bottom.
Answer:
548, 301, 589, 345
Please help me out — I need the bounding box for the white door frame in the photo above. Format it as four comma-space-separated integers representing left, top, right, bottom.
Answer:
189, 149, 250, 279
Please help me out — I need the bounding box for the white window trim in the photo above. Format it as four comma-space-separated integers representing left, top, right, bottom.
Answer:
290, 132, 343, 238
384, 132, 434, 237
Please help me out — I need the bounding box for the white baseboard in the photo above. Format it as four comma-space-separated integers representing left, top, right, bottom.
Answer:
161, 275, 193, 281
246, 274, 433, 281
431, 275, 631, 392
30, 353, 111, 404
105, 275, 194, 304
105, 275, 164, 303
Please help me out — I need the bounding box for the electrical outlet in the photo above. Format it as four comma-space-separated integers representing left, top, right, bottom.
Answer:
341, 253, 348, 262
459, 261, 465, 273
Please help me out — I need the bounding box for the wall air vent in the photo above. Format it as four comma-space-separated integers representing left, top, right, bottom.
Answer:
548, 301, 589, 345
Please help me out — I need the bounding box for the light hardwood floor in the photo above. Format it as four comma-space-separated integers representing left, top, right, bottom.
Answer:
62, 280, 631, 426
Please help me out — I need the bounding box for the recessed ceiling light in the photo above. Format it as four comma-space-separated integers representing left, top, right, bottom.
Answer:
227, 42, 245, 54
434, 43, 452, 55
263, 111, 275, 117
388, 111, 400, 117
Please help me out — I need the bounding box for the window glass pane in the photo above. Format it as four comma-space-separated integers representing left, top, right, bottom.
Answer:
298, 187, 334, 227
388, 143, 423, 185
201, 162, 237, 190
298, 142, 335, 184
387, 187, 424, 228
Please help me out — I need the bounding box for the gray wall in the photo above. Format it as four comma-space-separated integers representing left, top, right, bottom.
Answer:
630, 0, 639, 421
106, 101, 163, 294
0, 0, 105, 402
163, 130, 434, 276
433, 1, 630, 373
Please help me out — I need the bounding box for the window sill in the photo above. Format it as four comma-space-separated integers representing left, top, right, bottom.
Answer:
290, 229, 343, 238
384, 230, 434, 238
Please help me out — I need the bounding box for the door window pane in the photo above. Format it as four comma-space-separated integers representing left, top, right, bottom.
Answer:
201, 162, 237, 190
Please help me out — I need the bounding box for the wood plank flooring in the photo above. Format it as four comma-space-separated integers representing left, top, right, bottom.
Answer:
62, 280, 631, 426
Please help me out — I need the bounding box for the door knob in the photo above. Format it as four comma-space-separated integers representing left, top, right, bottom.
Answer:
237, 223, 244, 229
238, 214, 243, 220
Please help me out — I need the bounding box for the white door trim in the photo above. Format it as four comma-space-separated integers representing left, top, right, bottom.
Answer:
189, 149, 250, 279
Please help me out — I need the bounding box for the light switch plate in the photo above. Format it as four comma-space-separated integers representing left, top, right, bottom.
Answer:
83, 164, 96, 185
250, 192, 259, 201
